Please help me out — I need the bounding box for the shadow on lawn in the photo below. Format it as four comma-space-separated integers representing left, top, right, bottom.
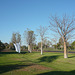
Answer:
68, 56, 75, 58
0, 52, 28, 54
37, 70, 75, 75
38, 55, 59, 63
0, 64, 33, 74
0, 52, 28, 57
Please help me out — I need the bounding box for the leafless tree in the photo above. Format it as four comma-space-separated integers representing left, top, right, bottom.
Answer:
37, 26, 48, 55
49, 14, 75, 58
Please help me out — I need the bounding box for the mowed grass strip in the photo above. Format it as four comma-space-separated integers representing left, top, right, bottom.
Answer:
0, 51, 75, 75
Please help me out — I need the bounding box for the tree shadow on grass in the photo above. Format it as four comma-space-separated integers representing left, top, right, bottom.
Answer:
0, 52, 28, 57
0, 52, 28, 54
0, 64, 33, 74
38, 55, 59, 63
37, 70, 75, 75
68, 56, 75, 58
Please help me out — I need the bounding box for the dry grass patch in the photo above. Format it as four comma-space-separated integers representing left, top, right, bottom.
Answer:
21, 64, 52, 72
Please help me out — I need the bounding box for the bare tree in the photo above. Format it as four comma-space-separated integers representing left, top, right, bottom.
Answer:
37, 26, 48, 55
49, 14, 75, 58
24, 30, 35, 53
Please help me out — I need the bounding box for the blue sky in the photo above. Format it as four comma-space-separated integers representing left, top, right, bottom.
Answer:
0, 0, 75, 45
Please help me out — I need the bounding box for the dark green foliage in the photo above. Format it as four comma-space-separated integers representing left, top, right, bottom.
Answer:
53, 38, 73, 50
4, 43, 9, 49
53, 45, 57, 49
71, 41, 75, 49
43, 39, 52, 48
0, 41, 5, 51
21, 45, 28, 51
57, 43, 61, 49
37, 42, 41, 49
33, 45, 39, 50
9, 43, 15, 50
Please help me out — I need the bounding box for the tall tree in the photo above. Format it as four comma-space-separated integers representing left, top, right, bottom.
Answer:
49, 14, 75, 58
37, 26, 47, 55
11, 32, 21, 44
24, 30, 35, 53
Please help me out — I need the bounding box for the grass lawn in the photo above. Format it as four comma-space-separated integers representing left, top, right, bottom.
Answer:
0, 51, 75, 75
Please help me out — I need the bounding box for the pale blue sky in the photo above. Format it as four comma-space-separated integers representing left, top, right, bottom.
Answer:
0, 0, 75, 45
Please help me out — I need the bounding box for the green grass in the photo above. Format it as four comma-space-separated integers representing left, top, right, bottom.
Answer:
43, 47, 75, 51
0, 51, 75, 75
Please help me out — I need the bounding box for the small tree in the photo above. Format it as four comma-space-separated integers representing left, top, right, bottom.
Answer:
71, 41, 75, 49
21, 45, 28, 51
43, 39, 52, 48
11, 32, 21, 51
59, 38, 63, 46
58, 38, 64, 49
37, 26, 47, 55
24, 30, 35, 53
11, 32, 21, 44
4, 43, 9, 49
9, 43, 15, 50
49, 14, 75, 58
51, 38, 58, 49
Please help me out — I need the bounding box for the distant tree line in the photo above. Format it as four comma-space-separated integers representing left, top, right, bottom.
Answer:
0, 38, 75, 52
53, 38, 75, 50
0, 40, 5, 51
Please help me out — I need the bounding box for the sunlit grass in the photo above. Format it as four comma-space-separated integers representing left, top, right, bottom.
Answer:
0, 51, 75, 75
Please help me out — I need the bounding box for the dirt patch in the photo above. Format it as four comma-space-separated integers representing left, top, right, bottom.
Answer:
21, 64, 52, 72
13, 58, 21, 61
15, 64, 52, 72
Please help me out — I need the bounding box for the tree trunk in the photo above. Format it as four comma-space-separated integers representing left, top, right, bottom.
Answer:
28, 44, 32, 53
41, 40, 43, 55
64, 40, 68, 58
